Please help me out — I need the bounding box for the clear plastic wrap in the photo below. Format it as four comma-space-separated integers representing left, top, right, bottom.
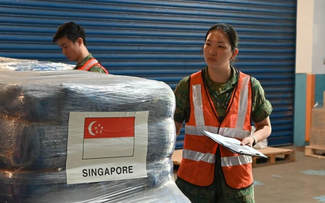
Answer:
0, 69, 189, 203
0, 57, 74, 71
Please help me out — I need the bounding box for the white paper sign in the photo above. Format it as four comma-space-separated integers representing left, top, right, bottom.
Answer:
66, 111, 149, 185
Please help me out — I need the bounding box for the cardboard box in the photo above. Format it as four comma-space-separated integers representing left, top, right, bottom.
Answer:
310, 127, 325, 146
311, 108, 325, 129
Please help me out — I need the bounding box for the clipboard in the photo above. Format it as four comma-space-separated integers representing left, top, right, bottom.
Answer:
202, 130, 268, 159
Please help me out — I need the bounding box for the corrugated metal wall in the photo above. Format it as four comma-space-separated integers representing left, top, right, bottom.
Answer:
0, 0, 296, 148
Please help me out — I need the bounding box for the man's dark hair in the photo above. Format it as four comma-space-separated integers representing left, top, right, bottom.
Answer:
53, 22, 87, 46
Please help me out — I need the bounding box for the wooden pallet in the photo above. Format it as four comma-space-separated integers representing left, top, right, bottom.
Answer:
305, 145, 325, 159
172, 147, 295, 168
252, 147, 295, 167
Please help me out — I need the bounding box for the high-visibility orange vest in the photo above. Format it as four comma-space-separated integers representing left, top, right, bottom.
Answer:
77, 58, 108, 74
177, 69, 253, 189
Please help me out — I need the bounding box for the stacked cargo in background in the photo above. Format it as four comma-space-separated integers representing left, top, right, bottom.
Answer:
306, 91, 325, 158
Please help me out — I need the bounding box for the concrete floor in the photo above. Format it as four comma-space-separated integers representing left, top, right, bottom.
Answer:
254, 146, 325, 203
174, 146, 325, 203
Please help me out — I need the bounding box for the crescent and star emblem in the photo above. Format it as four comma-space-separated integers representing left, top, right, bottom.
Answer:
88, 121, 97, 136
88, 121, 104, 136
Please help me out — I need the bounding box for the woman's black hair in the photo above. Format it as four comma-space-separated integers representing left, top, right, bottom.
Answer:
204, 23, 239, 52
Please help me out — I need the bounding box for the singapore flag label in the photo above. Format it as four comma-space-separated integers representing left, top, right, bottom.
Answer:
66, 111, 149, 185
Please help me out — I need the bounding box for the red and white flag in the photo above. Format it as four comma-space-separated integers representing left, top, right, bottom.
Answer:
83, 117, 135, 159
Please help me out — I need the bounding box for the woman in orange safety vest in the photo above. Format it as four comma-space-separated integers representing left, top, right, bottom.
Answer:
174, 23, 272, 203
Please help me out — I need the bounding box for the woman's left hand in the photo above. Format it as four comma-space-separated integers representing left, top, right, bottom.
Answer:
241, 136, 255, 147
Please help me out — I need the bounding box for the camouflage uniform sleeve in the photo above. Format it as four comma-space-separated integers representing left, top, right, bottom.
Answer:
174, 76, 190, 124
88, 65, 107, 74
251, 77, 273, 122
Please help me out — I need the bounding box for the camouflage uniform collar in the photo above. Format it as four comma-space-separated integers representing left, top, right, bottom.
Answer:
204, 66, 238, 95
74, 53, 94, 69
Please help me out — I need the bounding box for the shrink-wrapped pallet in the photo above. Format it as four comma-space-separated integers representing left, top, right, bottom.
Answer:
0, 62, 188, 202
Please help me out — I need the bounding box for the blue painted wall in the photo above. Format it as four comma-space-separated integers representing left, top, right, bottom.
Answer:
315, 74, 325, 106
294, 73, 307, 146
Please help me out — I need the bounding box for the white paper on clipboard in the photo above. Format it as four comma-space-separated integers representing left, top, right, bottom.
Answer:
202, 130, 268, 159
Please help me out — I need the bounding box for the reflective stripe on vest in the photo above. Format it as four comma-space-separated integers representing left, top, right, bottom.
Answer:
78, 58, 109, 74
236, 76, 250, 129
185, 125, 251, 139
80, 59, 99, 71
182, 149, 215, 164
221, 155, 252, 167
192, 84, 205, 128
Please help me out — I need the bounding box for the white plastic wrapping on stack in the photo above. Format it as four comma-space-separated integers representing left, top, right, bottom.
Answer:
0, 61, 189, 202
0, 57, 74, 71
